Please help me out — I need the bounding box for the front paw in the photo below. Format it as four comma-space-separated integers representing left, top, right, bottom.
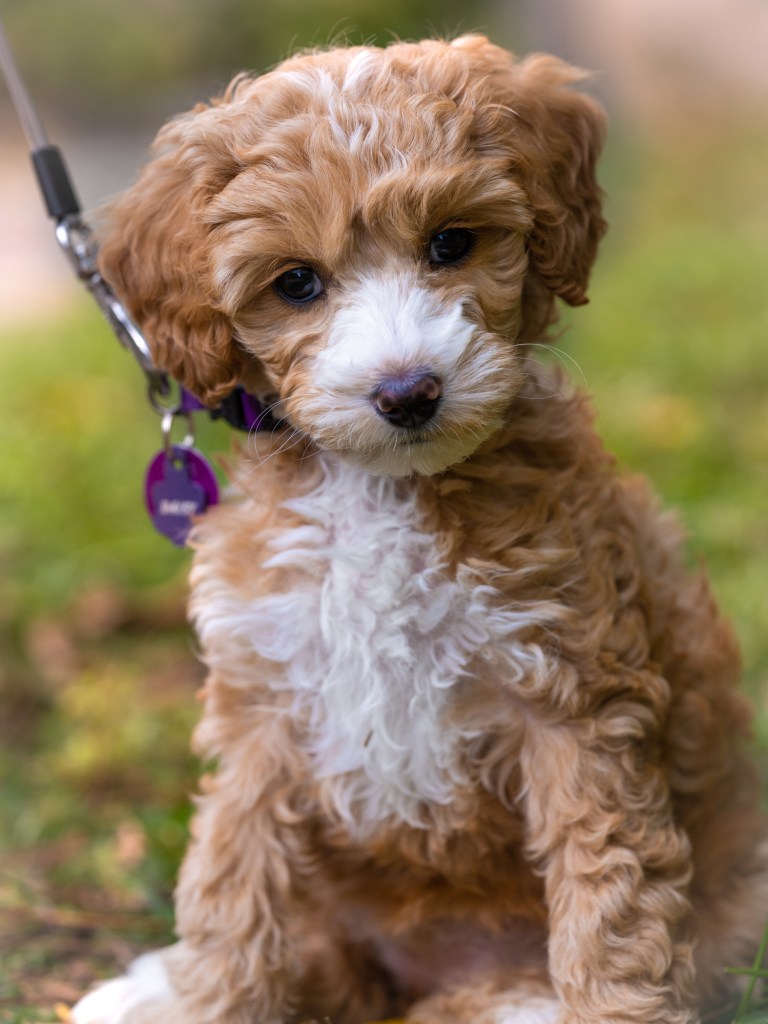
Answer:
71, 951, 174, 1024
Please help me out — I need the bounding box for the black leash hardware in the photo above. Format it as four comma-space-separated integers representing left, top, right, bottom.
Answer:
56, 214, 173, 402
0, 14, 169, 403
0, 20, 285, 544
0, 16, 227, 546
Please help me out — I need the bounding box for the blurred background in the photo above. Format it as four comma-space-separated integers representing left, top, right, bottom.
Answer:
1, 0, 767, 1018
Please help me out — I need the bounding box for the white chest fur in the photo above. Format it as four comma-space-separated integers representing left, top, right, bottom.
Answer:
194, 457, 555, 832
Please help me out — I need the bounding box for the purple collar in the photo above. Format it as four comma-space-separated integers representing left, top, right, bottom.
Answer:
180, 386, 279, 433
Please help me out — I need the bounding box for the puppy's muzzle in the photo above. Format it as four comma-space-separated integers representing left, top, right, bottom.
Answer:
373, 372, 442, 429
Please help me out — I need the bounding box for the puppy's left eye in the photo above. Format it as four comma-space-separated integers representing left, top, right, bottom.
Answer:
274, 266, 324, 304
428, 228, 473, 265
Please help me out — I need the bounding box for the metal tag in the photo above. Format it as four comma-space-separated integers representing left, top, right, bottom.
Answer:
144, 445, 219, 547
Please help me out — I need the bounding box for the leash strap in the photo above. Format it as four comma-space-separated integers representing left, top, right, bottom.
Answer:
0, 14, 269, 436
0, 14, 48, 150
0, 14, 168, 396
0, 18, 278, 544
0, 23, 81, 223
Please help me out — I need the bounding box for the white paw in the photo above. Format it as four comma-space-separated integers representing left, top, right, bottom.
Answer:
71, 951, 174, 1024
496, 998, 560, 1024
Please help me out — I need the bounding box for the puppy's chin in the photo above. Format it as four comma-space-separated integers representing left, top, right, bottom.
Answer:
286, 368, 523, 477
336, 422, 504, 477
285, 397, 514, 477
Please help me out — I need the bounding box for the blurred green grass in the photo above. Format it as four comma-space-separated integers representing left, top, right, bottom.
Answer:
0, 131, 766, 1019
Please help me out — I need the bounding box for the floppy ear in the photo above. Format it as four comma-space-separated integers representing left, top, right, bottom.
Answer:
511, 53, 607, 310
451, 36, 607, 335
97, 104, 247, 405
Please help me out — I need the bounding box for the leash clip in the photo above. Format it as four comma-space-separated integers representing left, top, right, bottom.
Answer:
55, 213, 170, 398
1, 14, 218, 548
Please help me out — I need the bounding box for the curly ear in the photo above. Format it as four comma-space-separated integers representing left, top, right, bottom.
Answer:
97, 105, 247, 405
450, 37, 607, 335
511, 53, 607, 309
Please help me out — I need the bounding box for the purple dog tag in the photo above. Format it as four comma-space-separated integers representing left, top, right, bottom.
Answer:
144, 445, 219, 546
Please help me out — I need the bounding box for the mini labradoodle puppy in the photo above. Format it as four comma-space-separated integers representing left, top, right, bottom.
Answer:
73, 34, 767, 1024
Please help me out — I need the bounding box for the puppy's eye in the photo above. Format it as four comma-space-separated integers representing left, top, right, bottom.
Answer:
274, 266, 324, 304
428, 228, 473, 265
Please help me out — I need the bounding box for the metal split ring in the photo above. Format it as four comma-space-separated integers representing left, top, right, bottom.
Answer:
161, 410, 196, 458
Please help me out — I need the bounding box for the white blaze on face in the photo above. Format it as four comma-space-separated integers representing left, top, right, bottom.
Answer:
315, 274, 474, 390
299, 273, 517, 476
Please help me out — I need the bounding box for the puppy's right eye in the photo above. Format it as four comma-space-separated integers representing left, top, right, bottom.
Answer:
274, 266, 324, 304
428, 228, 473, 265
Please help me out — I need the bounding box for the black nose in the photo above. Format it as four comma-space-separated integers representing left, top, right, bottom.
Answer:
373, 372, 442, 429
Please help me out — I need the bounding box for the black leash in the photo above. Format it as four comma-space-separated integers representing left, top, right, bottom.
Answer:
0, 15, 167, 398
0, 17, 270, 545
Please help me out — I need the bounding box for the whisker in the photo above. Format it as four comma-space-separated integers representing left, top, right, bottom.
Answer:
517, 342, 589, 390
246, 397, 288, 446
513, 352, 573, 402
244, 427, 306, 472
297, 443, 319, 466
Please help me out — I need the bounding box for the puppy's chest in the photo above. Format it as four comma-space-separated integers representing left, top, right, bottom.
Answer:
209, 461, 544, 830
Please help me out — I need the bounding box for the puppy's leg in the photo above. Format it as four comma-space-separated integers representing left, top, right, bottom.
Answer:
520, 700, 699, 1024
166, 710, 313, 1024
73, 713, 308, 1024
